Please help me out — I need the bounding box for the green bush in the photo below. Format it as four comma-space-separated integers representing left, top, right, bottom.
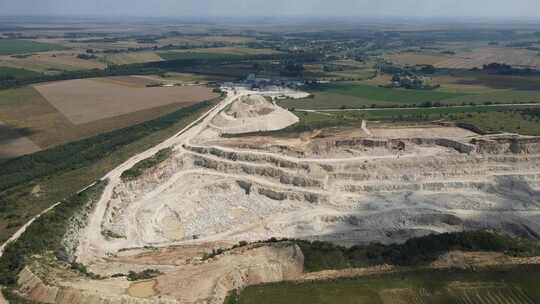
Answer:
127, 269, 161, 281
0, 181, 107, 285
296, 231, 540, 272
121, 147, 173, 181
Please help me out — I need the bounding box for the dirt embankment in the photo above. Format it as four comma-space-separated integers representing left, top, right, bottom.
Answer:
16, 243, 304, 304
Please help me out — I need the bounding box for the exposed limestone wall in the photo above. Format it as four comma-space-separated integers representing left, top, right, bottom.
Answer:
101, 156, 183, 239
209, 244, 304, 304
188, 154, 324, 188
473, 137, 540, 154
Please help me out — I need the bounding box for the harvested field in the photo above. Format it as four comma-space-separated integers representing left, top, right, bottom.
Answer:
34, 78, 218, 124
0, 51, 106, 72
231, 267, 540, 304
386, 52, 451, 66
0, 121, 41, 159
101, 52, 163, 65
388, 47, 540, 69
436, 47, 540, 69
0, 85, 216, 153
93, 76, 160, 88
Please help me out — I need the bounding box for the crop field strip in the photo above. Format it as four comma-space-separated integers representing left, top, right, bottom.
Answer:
279, 81, 540, 110
0, 39, 67, 55
228, 267, 540, 304
387, 47, 540, 69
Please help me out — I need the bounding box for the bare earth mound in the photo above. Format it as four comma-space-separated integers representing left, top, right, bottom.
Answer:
210, 94, 299, 134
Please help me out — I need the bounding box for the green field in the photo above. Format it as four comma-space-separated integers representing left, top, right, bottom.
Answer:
227, 266, 540, 304
232, 105, 540, 138
324, 83, 467, 103
279, 83, 540, 110
0, 67, 40, 79
279, 83, 470, 109
158, 51, 243, 61
0, 39, 66, 55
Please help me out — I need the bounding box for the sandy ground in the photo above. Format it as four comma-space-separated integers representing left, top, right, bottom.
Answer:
34, 79, 218, 124
128, 280, 157, 298
369, 126, 477, 138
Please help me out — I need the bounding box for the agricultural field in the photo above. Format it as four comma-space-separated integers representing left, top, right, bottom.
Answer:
100, 51, 163, 65
159, 51, 244, 61
279, 83, 470, 109
33, 77, 217, 124
0, 66, 40, 79
304, 60, 378, 80
0, 99, 217, 244
252, 104, 540, 138
279, 79, 540, 110
0, 77, 217, 157
228, 266, 540, 304
0, 121, 40, 159
158, 35, 256, 46
0, 39, 67, 55
387, 47, 540, 69
0, 51, 106, 73
158, 47, 280, 61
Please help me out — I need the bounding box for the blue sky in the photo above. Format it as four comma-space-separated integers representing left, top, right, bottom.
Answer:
0, 0, 539, 18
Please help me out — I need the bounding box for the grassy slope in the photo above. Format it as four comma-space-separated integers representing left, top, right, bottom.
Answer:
0, 39, 66, 55
229, 266, 540, 304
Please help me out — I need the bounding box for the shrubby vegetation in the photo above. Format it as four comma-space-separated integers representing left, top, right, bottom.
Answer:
0, 180, 107, 285
121, 147, 173, 181
481, 62, 540, 76
296, 231, 540, 272
199, 231, 540, 273
127, 269, 162, 281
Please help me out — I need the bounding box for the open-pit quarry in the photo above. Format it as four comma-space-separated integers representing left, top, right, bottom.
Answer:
15, 88, 540, 304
